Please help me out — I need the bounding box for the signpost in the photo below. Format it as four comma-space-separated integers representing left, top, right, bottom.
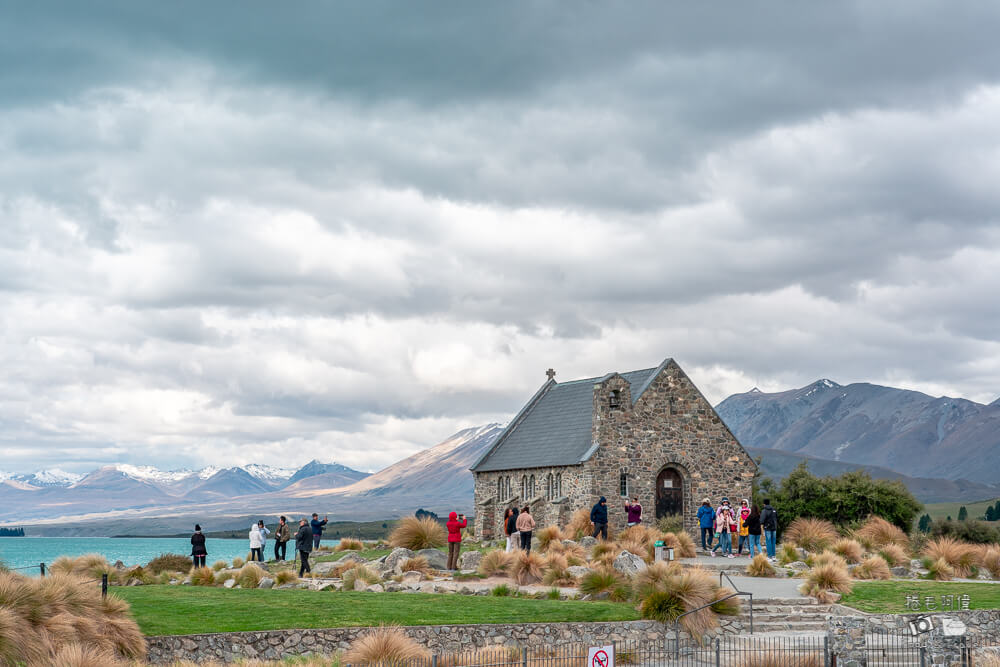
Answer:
588, 645, 614, 667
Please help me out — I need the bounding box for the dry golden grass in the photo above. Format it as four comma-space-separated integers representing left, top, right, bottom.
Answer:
343, 625, 431, 665
659, 568, 718, 637
343, 565, 381, 591
877, 544, 910, 567
48, 554, 114, 580
633, 560, 682, 598
591, 542, 617, 559
589, 552, 616, 570
50, 642, 127, 666
617, 537, 653, 563
711, 586, 742, 616
799, 563, 853, 602
579, 568, 625, 597
274, 570, 299, 586
927, 557, 955, 581
512, 551, 545, 585
236, 563, 266, 589
336, 538, 365, 551
747, 554, 777, 578
853, 555, 891, 580
733, 651, 823, 667
778, 543, 801, 565
211, 560, 228, 571
784, 518, 838, 553
400, 557, 431, 574
189, 566, 216, 587
661, 531, 697, 559
389, 517, 447, 551
542, 553, 576, 587
831, 538, 864, 564
977, 545, 1000, 579
811, 550, 848, 571
564, 509, 594, 540
536, 525, 564, 552
440, 645, 589, 667
923, 537, 977, 578
145, 554, 194, 575
231, 556, 245, 568
969, 653, 1000, 667
854, 516, 910, 549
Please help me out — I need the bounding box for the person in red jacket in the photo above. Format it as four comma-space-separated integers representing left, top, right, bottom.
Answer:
446, 511, 467, 570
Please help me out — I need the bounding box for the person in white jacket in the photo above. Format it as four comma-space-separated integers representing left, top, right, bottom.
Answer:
249, 523, 264, 562
256, 520, 270, 556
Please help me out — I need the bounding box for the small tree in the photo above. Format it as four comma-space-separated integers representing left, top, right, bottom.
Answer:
947, 515, 952, 522
958, 506, 968, 521
918, 514, 932, 533
986, 506, 997, 522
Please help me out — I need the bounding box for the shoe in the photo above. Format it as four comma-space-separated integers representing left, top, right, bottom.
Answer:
727, 554, 735, 558
710, 552, 717, 557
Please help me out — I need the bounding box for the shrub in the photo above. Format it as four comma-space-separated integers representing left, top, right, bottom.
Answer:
633, 561, 682, 599
799, 563, 852, 602
512, 551, 545, 585
235, 563, 265, 589
336, 538, 364, 551
491, 584, 511, 597
478, 550, 514, 577
711, 586, 742, 616
747, 554, 776, 577
400, 557, 430, 574
343, 625, 430, 666
657, 515, 684, 535
536, 526, 564, 552
343, 565, 380, 590
878, 544, 910, 567
211, 560, 227, 572
831, 539, 864, 564
542, 553, 576, 587
579, 569, 624, 597
639, 590, 685, 623
855, 516, 910, 549
922, 537, 977, 578
231, 557, 245, 569
189, 567, 216, 586
389, 517, 446, 550
931, 519, 1000, 544
853, 555, 891, 580
662, 531, 697, 559
778, 543, 800, 565
145, 554, 193, 575
565, 509, 594, 540
785, 518, 838, 553
976, 545, 1000, 580
274, 570, 299, 586
49, 555, 114, 580
591, 541, 616, 559
810, 551, 848, 571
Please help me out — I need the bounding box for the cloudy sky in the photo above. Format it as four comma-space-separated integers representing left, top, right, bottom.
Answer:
2, 2, 999, 475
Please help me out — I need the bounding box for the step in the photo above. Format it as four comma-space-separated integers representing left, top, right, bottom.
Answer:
750, 622, 828, 632
744, 614, 830, 623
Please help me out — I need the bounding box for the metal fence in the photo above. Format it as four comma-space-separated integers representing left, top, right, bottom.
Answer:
867, 630, 1000, 667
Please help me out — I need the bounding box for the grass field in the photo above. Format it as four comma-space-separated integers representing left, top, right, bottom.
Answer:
924, 497, 1000, 521
115, 587, 640, 635
841, 581, 1000, 613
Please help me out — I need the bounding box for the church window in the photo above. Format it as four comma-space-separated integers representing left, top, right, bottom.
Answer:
619, 472, 628, 497
528, 475, 536, 498
555, 473, 562, 497
610, 389, 621, 409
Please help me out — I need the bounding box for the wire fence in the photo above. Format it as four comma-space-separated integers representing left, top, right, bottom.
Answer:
4, 561, 109, 597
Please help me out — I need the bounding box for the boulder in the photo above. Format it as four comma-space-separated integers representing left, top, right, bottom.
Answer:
612, 551, 647, 577
890, 567, 910, 578
223, 579, 237, 589
786, 561, 809, 571
400, 571, 426, 583
567, 566, 593, 579
561, 540, 579, 548
580, 537, 598, 548
338, 552, 367, 565
416, 548, 449, 571
459, 551, 483, 571
366, 584, 385, 593
384, 547, 416, 572
126, 578, 144, 586
385, 582, 404, 592
258, 577, 274, 589
318, 583, 339, 591
113, 560, 126, 570
312, 562, 340, 576
796, 547, 809, 561
592, 591, 610, 600
910, 559, 925, 570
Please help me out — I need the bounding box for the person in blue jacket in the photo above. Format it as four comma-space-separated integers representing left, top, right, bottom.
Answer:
697, 498, 715, 550
590, 496, 609, 540
310, 513, 328, 550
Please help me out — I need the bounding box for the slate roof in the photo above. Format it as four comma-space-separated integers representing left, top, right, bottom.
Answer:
471, 364, 663, 473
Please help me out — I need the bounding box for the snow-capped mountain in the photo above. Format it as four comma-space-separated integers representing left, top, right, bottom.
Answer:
7, 469, 85, 487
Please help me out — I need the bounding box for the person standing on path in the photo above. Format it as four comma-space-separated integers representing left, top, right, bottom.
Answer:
745, 504, 762, 558
760, 499, 778, 560
505, 507, 520, 553
590, 496, 609, 540
446, 511, 467, 570
295, 517, 313, 576
516, 505, 536, 552
737, 499, 751, 556
191, 524, 207, 568
310, 513, 328, 550
710, 506, 734, 557
257, 520, 270, 558
624, 496, 642, 527
274, 516, 291, 561
249, 523, 264, 562
697, 499, 715, 550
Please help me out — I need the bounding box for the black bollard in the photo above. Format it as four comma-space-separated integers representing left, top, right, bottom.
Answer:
102, 573, 108, 598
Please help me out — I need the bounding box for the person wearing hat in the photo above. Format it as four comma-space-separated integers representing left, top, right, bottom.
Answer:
697, 499, 715, 550
295, 517, 313, 576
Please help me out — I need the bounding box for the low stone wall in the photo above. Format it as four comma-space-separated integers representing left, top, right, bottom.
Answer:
146, 620, 669, 664
831, 604, 1000, 637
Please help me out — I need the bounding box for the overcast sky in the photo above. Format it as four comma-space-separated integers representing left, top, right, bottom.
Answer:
2, 2, 999, 475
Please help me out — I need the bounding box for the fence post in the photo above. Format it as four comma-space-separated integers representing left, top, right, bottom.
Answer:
748, 593, 753, 634
920, 646, 926, 667
39, 562, 46, 577
673, 622, 680, 660
824, 635, 829, 667
521, 645, 527, 667
714, 637, 720, 667
101, 573, 108, 598
432, 654, 438, 667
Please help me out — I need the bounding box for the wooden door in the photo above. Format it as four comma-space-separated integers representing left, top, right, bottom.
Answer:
655, 467, 683, 519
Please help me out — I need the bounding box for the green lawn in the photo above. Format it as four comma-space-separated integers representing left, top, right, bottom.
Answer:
115, 587, 639, 636
841, 581, 1000, 613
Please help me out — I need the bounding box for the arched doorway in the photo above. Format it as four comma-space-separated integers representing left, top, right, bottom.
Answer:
655, 467, 683, 519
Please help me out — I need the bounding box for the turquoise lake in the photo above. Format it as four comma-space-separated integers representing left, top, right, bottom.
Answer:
0, 537, 341, 573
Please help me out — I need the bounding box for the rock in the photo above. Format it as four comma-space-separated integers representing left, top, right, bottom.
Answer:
400, 571, 425, 583
914, 569, 930, 578
276, 583, 298, 590
592, 591, 610, 600
416, 549, 449, 571
384, 547, 416, 572
126, 578, 143, 586
459, 551, 483, 571
258, 577, 274, 589
181, 577, 191, 586
318, 583, 339, 591
579, 594, 592, 601
338, 552, 367, 565
977, 570, 992, 580
366, 584, 385, 593
385, 582, 404, 592
459, 586, 474, 595
223, 579, 237, 589
796, 547, 809, 561
113, 560, 126, 570
567, 566, 593, 579
786, 561, 810, 571
562, 540, 579, 548
612, 551, 647, 577
890, 567, 909, 578
910, 559, 925, 570
580, 537, 597, 548
312, 562, 340, 576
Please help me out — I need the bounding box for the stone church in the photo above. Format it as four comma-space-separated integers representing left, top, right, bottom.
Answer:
470, 358, 757, 539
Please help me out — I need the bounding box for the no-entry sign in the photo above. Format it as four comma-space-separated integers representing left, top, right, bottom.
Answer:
588, 645, 614, 667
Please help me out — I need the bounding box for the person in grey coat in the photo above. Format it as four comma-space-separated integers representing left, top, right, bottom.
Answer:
295, 518, 313, 576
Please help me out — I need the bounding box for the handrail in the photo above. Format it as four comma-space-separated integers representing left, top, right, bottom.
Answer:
671, 581, 754, 660
719, 571, 754, 635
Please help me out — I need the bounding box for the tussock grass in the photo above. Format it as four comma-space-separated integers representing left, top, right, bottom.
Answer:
778, 543, 800, 565
589, 552, 616, 570
211, 560, 228, 572
855, 516, 910, 549
343, 565, 380, 591
491, 584, 512, 597
189, 567, 216, 587
747, 554, 777, 578
617, 537, 652, 563
711, 586, 742, 616
579, 569, 624, 597
542, 553, 576, 587
832, 539, 864, 564
877, 544, 910, 568
231, 557, 245, 569
784, 518, 838, 553
853, 556, 891, 580
657, 515, 684, 535
923, 537, 977, 578
633, 560, 682, 599
145, 554, 194, 575
274, 570, 299, 586
927, 557, 955, 581
800, 563, 853, 602
478, 550, 514, 577
389, 516, 446, 550
49, 554, 114, 580
976, 545, 1000, 579
565, 509, 594, 540
639, 591, 685, 624
591, 542, 616, 559
811, 550, 848, 571
400, 557, 431, 574
638, 567, 717, 637
661, 531, 697, 559
336, 538, 365, 552
50, 642, 126, 666
536, 526, 564, 552
512, 551, 545, 586
344, 624, 430, 666
236, 563, 265, 589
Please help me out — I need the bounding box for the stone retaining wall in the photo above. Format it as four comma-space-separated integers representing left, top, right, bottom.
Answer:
146, 620, 669, 664
830, 604, 1000, 637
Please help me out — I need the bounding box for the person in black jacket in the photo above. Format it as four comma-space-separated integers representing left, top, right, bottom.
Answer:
191, 524, 207, 568
590, 496, 609, 540
760, 499, 778, 560
295, 518, 313, 576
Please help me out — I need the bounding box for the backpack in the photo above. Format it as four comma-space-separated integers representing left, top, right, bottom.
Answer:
761, 506, 778, 531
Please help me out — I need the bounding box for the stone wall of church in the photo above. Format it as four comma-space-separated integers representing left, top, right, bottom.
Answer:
472, 465, 591, 540
585, 361, 756, 538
